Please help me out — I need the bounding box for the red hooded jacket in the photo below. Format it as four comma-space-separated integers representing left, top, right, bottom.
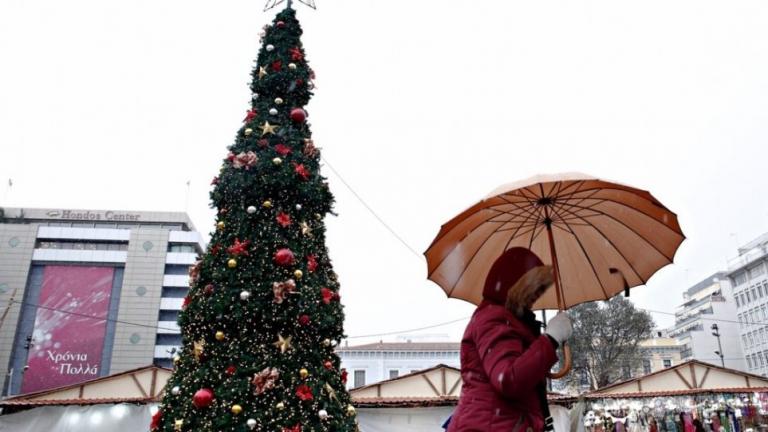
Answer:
447, 248, 559, 432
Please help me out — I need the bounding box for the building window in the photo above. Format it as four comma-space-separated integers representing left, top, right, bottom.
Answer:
35, 240, 128, 251
737, 296, 742, 307
354, 370, 366, 388
759, 284, 765, 298
389, 370, 399, 379
747, 291, 752, 303
165, 264, 193, 275
579, 370, 590, 386
622, 364, 632, 379
663, 359, 672, 368
643, 359, 652, 374
168, 243, 196, 253
748, 356, 753, 369
741, 293, 747, 306
735, 272, 748, 286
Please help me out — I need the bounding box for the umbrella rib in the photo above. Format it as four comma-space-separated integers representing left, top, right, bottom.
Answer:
426, 215, 506, 280
552, 199, 677, 262
556, 193, 680, 238
553, 203, 648, 285
445, 223, 509, 297
552, 219, 612, 301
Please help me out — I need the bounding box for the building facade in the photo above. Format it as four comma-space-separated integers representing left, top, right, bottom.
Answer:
0, 207, 203, 396
726, 233, 768, 376
668, 273, 745, 371
336, 342, 460, 390
638, 337, 684, 375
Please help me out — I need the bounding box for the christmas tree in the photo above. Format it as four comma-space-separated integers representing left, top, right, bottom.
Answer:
153, 7, 358, 432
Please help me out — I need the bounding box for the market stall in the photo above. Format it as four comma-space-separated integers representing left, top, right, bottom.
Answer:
581, 360, 768, 431
0, 365, 169, 432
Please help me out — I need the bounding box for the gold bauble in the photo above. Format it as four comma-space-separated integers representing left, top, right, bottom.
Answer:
276, 402, 285, 410
322, 339, 332, 347
346, 405, 356, 416
263, 200, 273, 208
273, 157, 283, 165
244, 128, 253, 136
294, 269, 303, 279
215, 331, 225, 341
228, 258, 237, 268
173, 354, 181, 363
299, 368, 309, 379
217, 221, 225, 230
231, 404, 243, 415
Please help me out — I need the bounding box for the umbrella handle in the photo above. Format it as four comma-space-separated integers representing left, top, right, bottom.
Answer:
547, 342, 572, 379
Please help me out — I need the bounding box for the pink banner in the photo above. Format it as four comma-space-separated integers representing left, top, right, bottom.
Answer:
21, 266, 114, 393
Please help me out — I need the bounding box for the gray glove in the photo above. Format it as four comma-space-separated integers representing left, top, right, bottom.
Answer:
545, 312, 573, 345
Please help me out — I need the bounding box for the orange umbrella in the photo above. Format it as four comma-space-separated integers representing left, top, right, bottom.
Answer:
425, 172, 685, 312
425, 173, 684, 377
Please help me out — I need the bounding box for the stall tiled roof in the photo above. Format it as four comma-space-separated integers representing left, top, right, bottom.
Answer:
586, 387, 768, 399
0, 365, 171, 408
0, 397, 155, 407
354, 396, 459, 408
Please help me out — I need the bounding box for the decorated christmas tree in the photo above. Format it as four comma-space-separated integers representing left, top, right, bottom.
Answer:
153, 6, 358, 432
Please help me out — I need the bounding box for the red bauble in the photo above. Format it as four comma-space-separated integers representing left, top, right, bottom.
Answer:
341, 369, 348, 384
204, 284, 215, 296
290, 108, 307, 123
274, 248, 296, 267
226, 365, 237, 376
320, 287, 334, 305
193, 388, 215, 409
182, 296, 191, 309
323, 360, 333, 370
307, 255, 318, 273
272, 60, 282, 72
276, 21, 286, 28
298, 314, 311, 326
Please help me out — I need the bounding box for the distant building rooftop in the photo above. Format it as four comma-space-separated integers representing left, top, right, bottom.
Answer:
339, 342, 460, 352
640, 337, 680, 348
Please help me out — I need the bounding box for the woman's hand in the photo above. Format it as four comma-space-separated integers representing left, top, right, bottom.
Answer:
544, 312, 573, 344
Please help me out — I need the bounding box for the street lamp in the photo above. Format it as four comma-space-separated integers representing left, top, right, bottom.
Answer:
712, 324, 725, 367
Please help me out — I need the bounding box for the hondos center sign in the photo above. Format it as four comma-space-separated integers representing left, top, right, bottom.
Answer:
45, 210, 141, 222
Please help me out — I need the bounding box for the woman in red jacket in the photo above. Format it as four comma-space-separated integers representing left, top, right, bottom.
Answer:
447, 247, 573, 432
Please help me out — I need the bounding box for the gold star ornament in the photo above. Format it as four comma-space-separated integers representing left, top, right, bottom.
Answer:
273, 334, 293, 353
193, 340, 205, 361
258, 66, 268, 79
260, 121, 279, 136
300, 221, 313, 237
174, 419, 184, 431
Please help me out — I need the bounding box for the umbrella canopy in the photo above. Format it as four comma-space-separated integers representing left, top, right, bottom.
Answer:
425, 173, 685, 310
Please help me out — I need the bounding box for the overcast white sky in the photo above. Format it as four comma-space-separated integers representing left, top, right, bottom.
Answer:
2, 0, 768, 344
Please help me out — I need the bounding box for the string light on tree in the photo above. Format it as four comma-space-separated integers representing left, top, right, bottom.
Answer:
155, 4, 356, 431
